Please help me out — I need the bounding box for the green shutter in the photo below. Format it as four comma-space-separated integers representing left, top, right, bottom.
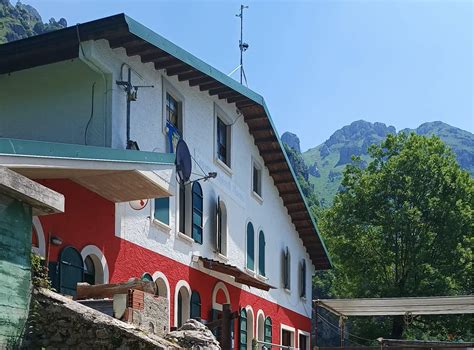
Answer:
264, 317, 272, 345
300, 260, 306, 298
154, 197, 169, 225
258, 230, 265, 276
192, 183, 203, 244
239, 308, 247, 350
246, 223, 254, 270
190, 291, 201, 320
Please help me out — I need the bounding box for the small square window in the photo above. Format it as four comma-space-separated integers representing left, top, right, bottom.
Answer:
154, 197, 169, 225
166, 92, 182, 133
252, 162, 262, 198
217, 117, 230, 166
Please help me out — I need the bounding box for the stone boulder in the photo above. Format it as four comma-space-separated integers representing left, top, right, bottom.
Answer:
165, 319, 221, 350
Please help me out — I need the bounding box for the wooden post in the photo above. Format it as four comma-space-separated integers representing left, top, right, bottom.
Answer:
221, 304, 231, 350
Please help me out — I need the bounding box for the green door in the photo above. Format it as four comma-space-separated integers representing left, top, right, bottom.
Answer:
59, 246, 83, 296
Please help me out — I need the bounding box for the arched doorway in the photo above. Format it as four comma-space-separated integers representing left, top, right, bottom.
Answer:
59, 246, 83, 296
174, 280, 191, 328
256, 310, 265, 347
80, 245, 109, 284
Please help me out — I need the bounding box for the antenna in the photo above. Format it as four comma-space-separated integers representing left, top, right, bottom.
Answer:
236, 4, 249, 85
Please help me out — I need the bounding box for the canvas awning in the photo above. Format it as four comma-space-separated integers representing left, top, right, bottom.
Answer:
198, 256, 275, 291
0, 138, 175, 202
314, 295, 474, 317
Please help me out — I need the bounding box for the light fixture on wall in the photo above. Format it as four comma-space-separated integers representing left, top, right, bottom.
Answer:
50, 235, 63, 246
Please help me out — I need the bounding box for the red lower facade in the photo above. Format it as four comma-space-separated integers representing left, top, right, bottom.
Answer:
35, 179, 311, 348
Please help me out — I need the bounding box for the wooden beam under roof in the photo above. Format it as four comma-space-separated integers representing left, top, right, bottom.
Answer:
166, 64, 194, 76
254, 136, 276, 143
236, 100, 255, 108
218, 91, 241, 100
155, 58, 183, 70
178, 70, 205, 82
108, 36, 142, 49
140, 50, 170, 63
209, 86, 232, 96
189, 76, 214, 87
199, 81, 221, 91
227, 95, 249, 104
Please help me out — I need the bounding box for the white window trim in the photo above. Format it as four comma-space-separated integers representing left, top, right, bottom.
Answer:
32, 217, 46, 258
251, 157, 263, 202
297, 329, 311, 350
212, 281, 230, 311
80, 245, 109, 284
174, 280, 192, 327
162, 76, 185, 137
150, 199, 172, 234
245, 219, 256, 272
214, 198, 228, 258
255, 309, 266, 343
256, 226, 266, 278
213, 103, 233, 175
280, 323, 296, 347
152, 271, 171, 330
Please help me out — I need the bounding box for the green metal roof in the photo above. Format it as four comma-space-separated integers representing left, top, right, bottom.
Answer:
0, 138, 175, 165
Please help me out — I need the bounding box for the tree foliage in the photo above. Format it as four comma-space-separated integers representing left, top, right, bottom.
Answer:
318, 133, 473, 340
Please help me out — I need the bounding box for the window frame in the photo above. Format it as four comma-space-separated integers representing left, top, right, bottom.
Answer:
215, 197, 228, 257
152, 197, 171, 232
280, 324, 295, 348
191, 182, 203, 244
213, 103, 233, 175
246, 222, 255, 271
298, 330, 310, 350
258, 230, 266, 277
251, 158, 263, 202
190, 290, 201, 321
300, 259, 307, 299
282, 247, 291, 291
162, 77, 185, 143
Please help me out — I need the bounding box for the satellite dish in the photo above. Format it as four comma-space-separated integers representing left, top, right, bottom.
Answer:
176, 139, 192, 183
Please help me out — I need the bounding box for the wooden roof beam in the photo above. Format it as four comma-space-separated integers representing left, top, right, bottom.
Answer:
140, 51, 170, 63
155, 58, 183, 70
166, 65, 194, 76
227, 95, 250, 104
108, 37, 142, 49
245, 114, 267, 122
255, 136, 276, 143
178, 70, 206, 82
189, 76, 214, 87
209, 86, 232, 96
236, 100, 255, 108
218, 91, 241, 100
274, 178, 294, 185
199, 81, 221, 91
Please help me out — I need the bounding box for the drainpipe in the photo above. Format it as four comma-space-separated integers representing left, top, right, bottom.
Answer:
76, 25, 111, 147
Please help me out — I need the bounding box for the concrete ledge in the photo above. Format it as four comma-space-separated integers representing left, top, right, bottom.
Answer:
0, 167, 64, 216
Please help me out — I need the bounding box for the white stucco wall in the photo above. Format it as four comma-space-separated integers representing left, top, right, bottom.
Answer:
0, 38, 316, 318
85, 39, 315, 318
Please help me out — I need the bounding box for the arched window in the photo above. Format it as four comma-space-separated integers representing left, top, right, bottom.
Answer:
282, 247, 290, 290
264, 317, 272, 346
246, 222, 254, 270
84, 256, 95, 285
190, 291, 201, 321
192, 182, 203, 244
300, 259, 306, 298
256, 311, 265, 344
175, 281, 191, 328
141, 272, 153, 282
258, 230, 265, 276
239, 308, 247, 350
216, 198, 228, 256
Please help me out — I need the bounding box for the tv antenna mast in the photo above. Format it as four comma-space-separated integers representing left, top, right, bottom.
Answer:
233, 4, 249, 86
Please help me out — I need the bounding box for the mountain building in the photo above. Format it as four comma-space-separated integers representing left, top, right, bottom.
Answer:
0, 14, 330, 349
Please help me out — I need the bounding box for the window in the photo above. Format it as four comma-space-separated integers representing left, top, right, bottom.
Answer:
300, 259, 307, 298
166, 92, 182, 134
299, 332, 310, 350
176, 284, 191, 328
83, 256, 95, 285
190, 291, 201, 321
281, 327, 295, 347
179, 182, 186, 234
141, 272, 153, 282
217, 117, 231, 166
246, 222, 255, 270
191, 182, 203, 244
282, 247, 290, 290
215, 198, 228, 256
154, 197, 169, 225
258, 230, 265, 276
264, 317, 272, 345
163, 79, 184, 153
239, 308, 247, 350
252, 161, 262, 198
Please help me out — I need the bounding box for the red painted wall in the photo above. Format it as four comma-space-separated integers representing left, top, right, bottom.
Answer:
38, 179, 311, 347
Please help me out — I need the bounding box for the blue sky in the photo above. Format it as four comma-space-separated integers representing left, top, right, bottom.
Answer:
27, 0, 473, 151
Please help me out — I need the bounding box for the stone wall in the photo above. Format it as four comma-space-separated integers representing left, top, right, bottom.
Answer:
22, 288, 177, 349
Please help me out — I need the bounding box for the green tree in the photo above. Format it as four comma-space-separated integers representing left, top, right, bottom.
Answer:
318, 133, 473, 339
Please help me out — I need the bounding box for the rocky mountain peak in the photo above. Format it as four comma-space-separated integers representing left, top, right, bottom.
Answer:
325, 120, 396, 148
281, 132, 301, 153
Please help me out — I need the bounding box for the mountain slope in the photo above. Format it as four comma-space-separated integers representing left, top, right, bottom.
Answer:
283, 121, 474, 206
0, 0, 66, 44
